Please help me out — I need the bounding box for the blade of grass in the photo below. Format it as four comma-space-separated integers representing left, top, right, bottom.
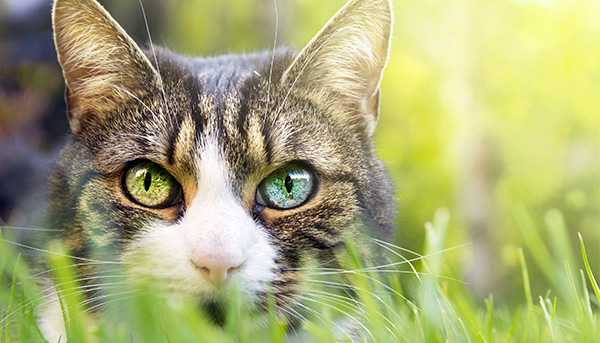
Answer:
518, 248, 533, 308
578, 233, 600, 305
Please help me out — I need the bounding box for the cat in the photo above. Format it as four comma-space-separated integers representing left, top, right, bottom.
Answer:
40, 0, 395, 340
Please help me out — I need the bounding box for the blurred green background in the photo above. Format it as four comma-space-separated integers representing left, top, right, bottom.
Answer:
2, 0, 600, 305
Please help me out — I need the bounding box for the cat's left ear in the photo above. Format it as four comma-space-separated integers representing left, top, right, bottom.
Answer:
282, 0, 393, 136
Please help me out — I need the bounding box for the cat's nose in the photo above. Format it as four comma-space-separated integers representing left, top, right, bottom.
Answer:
190, 253, 245, 286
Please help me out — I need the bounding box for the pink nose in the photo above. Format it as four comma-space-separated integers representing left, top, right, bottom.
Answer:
190, 253, 245, 286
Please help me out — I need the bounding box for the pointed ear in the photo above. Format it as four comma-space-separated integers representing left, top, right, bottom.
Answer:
282, 0, 392, 136
52, 0, 161, 133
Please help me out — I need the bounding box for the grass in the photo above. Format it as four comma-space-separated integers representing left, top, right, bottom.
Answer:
1, 207, 600, 342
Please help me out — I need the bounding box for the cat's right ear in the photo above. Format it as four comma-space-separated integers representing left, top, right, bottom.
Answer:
52, 0, 161, 134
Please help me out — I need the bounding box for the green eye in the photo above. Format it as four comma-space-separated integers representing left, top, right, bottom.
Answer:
123, 161, 181, 208
257, 163, 316, 210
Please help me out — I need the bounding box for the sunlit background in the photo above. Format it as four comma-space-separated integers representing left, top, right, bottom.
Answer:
2, 0, 600, 306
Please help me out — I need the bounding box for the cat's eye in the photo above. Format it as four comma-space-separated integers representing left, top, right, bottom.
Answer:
256, 163, 316, 210
122, 161, 181, 209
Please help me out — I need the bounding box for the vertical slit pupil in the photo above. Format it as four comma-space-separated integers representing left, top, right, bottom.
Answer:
284, 175, 293, 193
144, 170, 152, 191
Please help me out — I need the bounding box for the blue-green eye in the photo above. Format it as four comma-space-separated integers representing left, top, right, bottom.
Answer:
256, 163, 316, 210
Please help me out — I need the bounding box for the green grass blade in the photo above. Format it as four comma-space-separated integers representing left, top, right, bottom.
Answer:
578, 233, 600, 306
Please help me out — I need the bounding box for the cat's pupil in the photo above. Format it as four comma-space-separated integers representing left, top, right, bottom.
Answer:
284, 175, 293, 194
143, 170, 152, 192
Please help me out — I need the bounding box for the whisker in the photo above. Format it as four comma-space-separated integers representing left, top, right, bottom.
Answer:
368, 270, 466, 284
80, 289, 135, 310
275, 293, 330, 337
288, 298, 359, 342
28, 261, 128, 280
71, 281, 127, 292
5, 278, 127, 323
372, 238, 424, 258
45, 275, 128, 294
0, 280, 126, 328
284, 266, 345, 272
0, 238, 123, 264
285, 244, 465, 274
274, 296, 309, 328
302, 278, 410, 320
273, 306, 301, 336
304, 270, 418, 310
294, 293, 375, 341
137, 0, 167, 103
300, 290, 364, 315
1, 292, 62, 328
302, 289, 400, 341
266, 0, 279, 108
348, 243, 469, 273
373, 240, 421, 282
303, 269, 465, 284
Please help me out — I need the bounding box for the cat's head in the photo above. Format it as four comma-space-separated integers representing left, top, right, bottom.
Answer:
50, 0, 394, 314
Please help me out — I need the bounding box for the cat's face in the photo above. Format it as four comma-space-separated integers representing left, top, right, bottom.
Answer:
50, 0, 394, 314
